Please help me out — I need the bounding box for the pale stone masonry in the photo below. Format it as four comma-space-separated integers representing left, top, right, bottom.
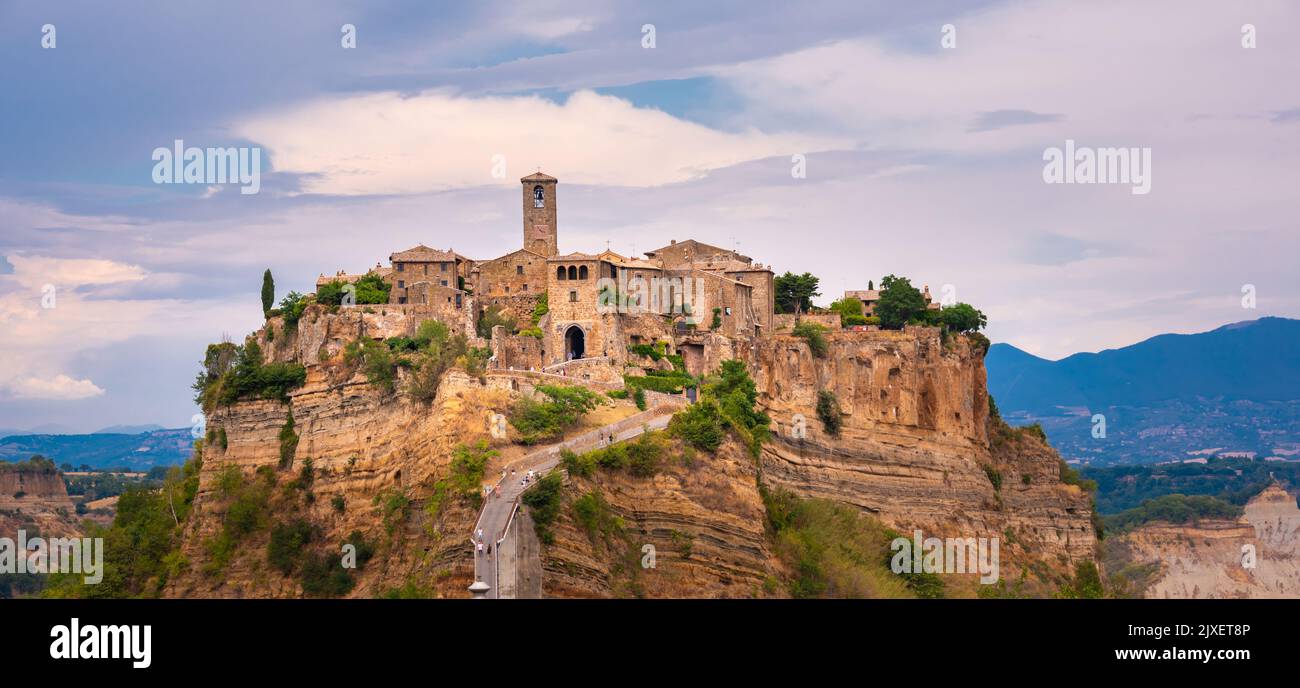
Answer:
315, 169, 934, 378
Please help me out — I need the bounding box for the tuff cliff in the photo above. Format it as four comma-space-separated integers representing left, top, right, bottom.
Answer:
0, 462, 80, 539
170, 311, 1095, 597
1105, 483, 1300, 598
752, 329, 1094, 574
532, 328, 1096, 597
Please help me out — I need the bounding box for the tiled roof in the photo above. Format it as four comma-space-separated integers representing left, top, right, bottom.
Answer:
521, 171, 558, 182
390, 244, 460, 262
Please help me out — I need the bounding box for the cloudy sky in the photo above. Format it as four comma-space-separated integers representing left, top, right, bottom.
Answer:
1, 0, 1296, 432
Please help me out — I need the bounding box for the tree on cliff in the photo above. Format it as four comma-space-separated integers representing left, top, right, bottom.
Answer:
875, 275, 927, 329
261, 269, 275, 317
936, 302, 987, 334
774, 271, 820, 313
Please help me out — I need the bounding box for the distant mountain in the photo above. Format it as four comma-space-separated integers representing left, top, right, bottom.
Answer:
0, 428, 195, 470
94, 423, 166, 435
987, 317, 1300, 465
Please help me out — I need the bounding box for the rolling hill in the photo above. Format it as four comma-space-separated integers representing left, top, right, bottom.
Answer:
986, 317, 1300, 465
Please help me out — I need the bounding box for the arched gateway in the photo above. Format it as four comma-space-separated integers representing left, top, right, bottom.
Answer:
564, 325, 585, 361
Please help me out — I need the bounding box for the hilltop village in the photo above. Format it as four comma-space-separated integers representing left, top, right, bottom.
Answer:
312, 171, 936, 382
105, 168, 1098, 602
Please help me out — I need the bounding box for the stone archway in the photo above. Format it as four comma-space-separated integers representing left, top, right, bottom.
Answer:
564, 325, 585, 361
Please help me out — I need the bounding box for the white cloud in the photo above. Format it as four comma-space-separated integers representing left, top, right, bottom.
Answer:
719, 0, 1299, 155
4, 374, 105, 401
237, 89, 842, 195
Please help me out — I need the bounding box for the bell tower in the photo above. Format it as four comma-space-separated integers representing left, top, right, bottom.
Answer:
521, 171, 558, 256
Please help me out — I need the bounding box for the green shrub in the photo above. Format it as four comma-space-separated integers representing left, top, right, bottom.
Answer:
633, 387, 647, 410
508, 384, 603, 444
374, 488, 410, 535
530, 293, 548, 325
983, 465, 1002, 492
791, 321, 828, 358
267, 519, 315, 574
343, 337, 397, 392
522, 473, 564, 544
343, 530, 374, 569
299, 552, 355, 597
278, 291, 310, 329
606, 389, 629, 400
477, 305, 516, 339
669, 400, 724, 452
278, 412, 299, 470
816, 390, 842, 436
875, 275, 927, 330
572, 491, 624, 541
764, 489, 921, 599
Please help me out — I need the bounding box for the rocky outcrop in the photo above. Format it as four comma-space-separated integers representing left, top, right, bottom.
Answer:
1110, 483, 1300, 598
0, 466, 80, 539
167, 369, 515, 598
173, 308, 1096, 597
749, 328, 1095, 578
539, 438, 777, 598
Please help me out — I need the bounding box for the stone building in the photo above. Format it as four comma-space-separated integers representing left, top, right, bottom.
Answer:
315, 169, 789, 376
389, 245, 472, 304
644, 239, 774, 334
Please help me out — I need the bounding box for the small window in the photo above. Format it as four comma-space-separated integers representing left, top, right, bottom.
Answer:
523, 284, 528, 291
533, 185, 545, 208
397, 263, 405, 272
397, 280, 405, 289
505, 285, 510, 293
578, 265, 588, 280
725, 307, 732, 316
516, 265, 524, 275
440, 280, 448, 287
557, 266, 567, 280
567, 266, 577, 281
440, 263, 447, 272
398, 297, 407, 304
569, 290, 578, 303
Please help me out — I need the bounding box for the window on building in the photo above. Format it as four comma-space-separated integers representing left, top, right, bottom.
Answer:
523, 284, 528, 291
441, 263, 447, 272
556, 266, 567, 280
505, 285, 510, 293
567, 265, 577, 280
397, 263, 404, 272
397, 280, 405, 289
516, 265, 523, 275
398, 297, 407, 304
578, 265, 588, 280
569, 290, 577, 302
725, 307, 732, 315
533, 185, 545, 208
440, 280, 448, 287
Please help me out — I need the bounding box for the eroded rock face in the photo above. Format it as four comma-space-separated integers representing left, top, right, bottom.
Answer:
175, 309, 1096, 597
1113, 483, 1300, 598
539, 439, 776, 599
750, 329, 1095, 574
0, 468, 80, 539
167, 370, 513, 598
